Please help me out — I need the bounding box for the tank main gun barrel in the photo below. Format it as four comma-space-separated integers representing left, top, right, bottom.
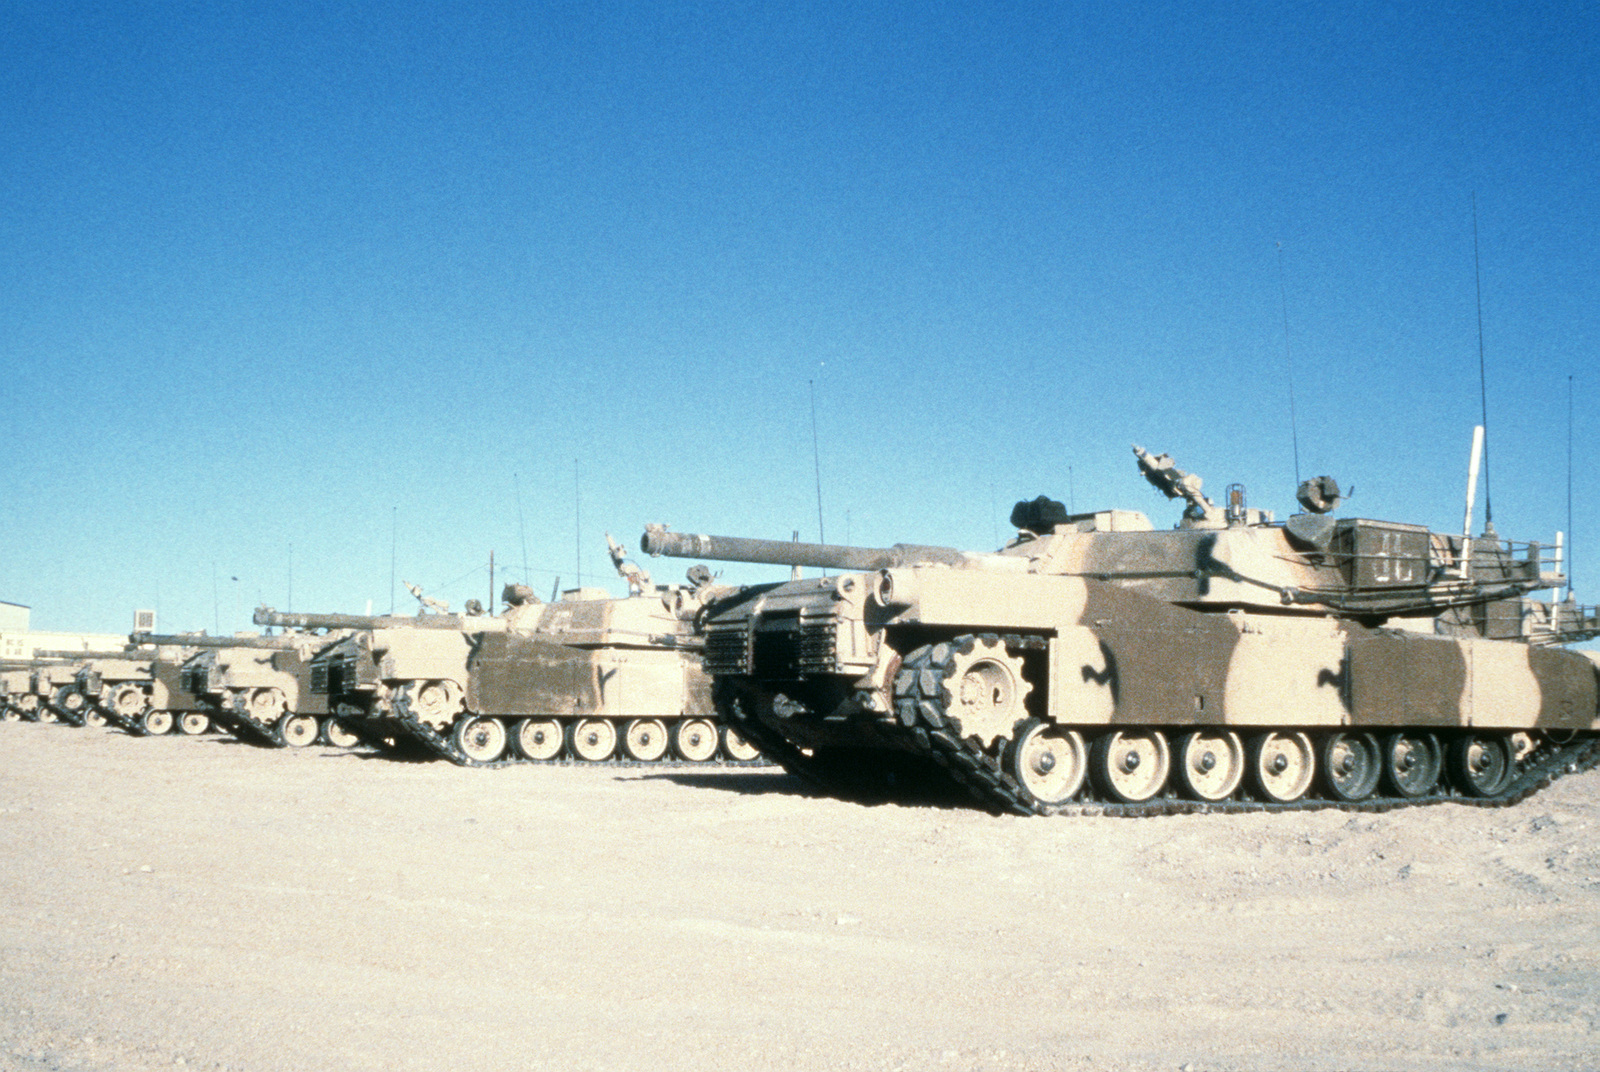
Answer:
130, 633, 300, 650
31, 649, 141, 661
253, 607, 463, 631
641, 525, 968, 570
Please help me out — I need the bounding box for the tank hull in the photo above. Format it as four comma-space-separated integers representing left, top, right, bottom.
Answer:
700, 568, 1599, 813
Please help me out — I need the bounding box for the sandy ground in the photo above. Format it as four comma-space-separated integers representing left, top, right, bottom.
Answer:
0, 721, 1596, 1072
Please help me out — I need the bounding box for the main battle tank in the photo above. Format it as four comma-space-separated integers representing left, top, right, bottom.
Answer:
137, 632, 361, 748
47, 644, 211, 736
1, 661, 64, 721
641, 445, 1600, 815
27, 653, 112, 726
0, 667, 30, 720
262, 539, 761, 767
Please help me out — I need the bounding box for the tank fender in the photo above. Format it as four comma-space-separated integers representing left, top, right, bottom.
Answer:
868, 568, 1076, 629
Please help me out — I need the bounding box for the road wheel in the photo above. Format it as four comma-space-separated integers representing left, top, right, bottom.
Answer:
568, 718, 617, 762
720, 725, 761, 762
622, 718, 670, 762
278, 713, 319, 747
1382, 731, 1442, 798
1173, 730, 1245, 802
1248, 732, 1315, 803
1320, 732, 1381, 801
1447, 733, 1514, 797
84, 710, 109, 728
323, 718, 361, 748
514, 718, 564, 761
1090, 730, 1171, 803
178, 712, 211, 736
673, 718, 718, 762
140, 710, 174, 736
1008, 720, 1088, 805
453, 716, 507, 763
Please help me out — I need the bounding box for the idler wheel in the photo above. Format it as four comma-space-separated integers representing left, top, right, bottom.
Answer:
514, 718, 564, 761
1381, 732, 1442, 798
1447, 733, 1515, 797
323, 718, 361, 749
622, 718, 670, 762
673, 718, 719, 763
139, 709, 175, 737
1008, 720, 1088, 805
278, 712, 319, 748
453, 716, 508, 763
1090, 730, 1171, 803
568, 718, 617, 762
1174, 730, 1245, 802
178, 712, 211, 736
720, 725, 762, 762
1247, 732, 1315, 803
1319, 732, 1381, 802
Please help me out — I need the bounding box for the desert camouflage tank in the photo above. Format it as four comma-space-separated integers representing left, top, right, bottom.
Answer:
1, 661, 61, 721
0, 667, 29, 720
641, 444, 1600, 816
261, 539, 762, 767
143, 632, 363, 748
47, 644, 212, 737
27, 655, 103, 726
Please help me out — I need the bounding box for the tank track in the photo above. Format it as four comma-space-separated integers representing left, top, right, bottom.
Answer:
207, 706, 288, 747
716, 634, 1600, 817
360, 694, 769, 770
44, 703, 88, 728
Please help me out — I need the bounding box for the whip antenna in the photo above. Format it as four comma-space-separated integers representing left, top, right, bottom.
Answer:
1278, 241, 1302, 486
1472, 193, 1493, 528
810, 378, 825, 545
1569, 374, 1575, 596
514, 471, 530, 584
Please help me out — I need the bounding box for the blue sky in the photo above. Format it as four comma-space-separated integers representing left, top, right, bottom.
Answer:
2, 2, 1595, 635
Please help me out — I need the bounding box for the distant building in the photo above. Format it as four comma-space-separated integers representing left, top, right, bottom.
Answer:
0, 600, 131, 659
0, 602, 27, 634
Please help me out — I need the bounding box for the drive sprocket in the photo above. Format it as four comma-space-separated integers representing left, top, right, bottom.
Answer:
914, 635, 1032, 749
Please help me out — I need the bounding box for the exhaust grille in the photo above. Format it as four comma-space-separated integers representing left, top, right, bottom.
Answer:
704, 629, 749, 675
